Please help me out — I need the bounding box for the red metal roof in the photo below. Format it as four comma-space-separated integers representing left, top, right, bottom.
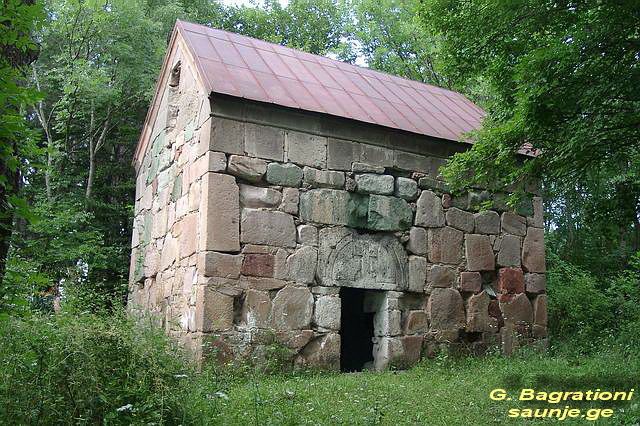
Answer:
176, 20, 486, 143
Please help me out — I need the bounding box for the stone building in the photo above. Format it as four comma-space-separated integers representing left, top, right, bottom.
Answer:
129, 20, 546, 371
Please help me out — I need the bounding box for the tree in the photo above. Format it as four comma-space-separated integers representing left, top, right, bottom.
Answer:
0, 0, 43, 311
421, 0, 640, 270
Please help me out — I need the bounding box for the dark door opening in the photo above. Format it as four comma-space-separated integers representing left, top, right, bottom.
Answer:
340, 287, 374, 372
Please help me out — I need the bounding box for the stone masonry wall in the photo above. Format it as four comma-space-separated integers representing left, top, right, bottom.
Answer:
130, 87, 547, 370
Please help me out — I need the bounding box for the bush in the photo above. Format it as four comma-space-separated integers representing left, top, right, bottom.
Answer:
0, 311, 198, 424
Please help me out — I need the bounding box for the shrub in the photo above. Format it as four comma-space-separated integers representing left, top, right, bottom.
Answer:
0, 311, 199, 424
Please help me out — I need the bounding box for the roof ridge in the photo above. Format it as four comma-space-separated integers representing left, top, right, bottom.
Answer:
175, 19, 471, 101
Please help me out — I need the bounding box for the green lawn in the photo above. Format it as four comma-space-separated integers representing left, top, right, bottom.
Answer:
194, 351, 640, 425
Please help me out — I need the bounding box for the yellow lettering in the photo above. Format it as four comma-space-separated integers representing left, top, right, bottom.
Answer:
519, 388, 535, 401
490, 388, 508, 401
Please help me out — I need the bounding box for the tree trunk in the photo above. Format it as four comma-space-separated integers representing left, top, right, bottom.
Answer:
0, 149, 20, 284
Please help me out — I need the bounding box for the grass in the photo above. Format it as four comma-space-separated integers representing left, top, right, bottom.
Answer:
190, 348, 640, 425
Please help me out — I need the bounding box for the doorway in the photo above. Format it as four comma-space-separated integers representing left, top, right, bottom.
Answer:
340, 287, 375, 372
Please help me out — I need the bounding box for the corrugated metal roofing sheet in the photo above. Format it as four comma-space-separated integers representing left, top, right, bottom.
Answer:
177, 19, 486, 143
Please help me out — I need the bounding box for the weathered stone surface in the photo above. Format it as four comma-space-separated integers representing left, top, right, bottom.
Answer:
428, 265, 455, 288
352, 162, 384, 174
441, 193, 452, 209
373, 337, 403, 370
240, 276, 287, 291
199, 173, 240, 252
314, 295, 340, 330
418, 176, 449, 192
408, 256, 427, 292
198, 251, 242, 278
498, 267, 524, 294
303, 167, 345, 189
452, 191, 489, 211
465, 234, 495, 271
196, 287, 234, 332
533, 294, 547, 326
241, 289, 271, 328
404, 310, 429, 334
528, 196, 544, 228
394, 151, 430, 173
190, 151, 227, 179
355, 173, 394, 195
407, 227, 427, 255
501, 212, 526, 236
360, 144, 393, 167
327, 138, 358, 170
427, 288, 465, 330
367, 195, 413, 231
210, 117, 244, 155
297, 224, 318, 246
244, 123, 284, 161
499, 293, 533, 324
227, 155, 267, 183
177, 213, 198, 258
466, 291, 495, 332
374, 309, 402, 336
428, 226, 463, 264
265, 162, 303, 187
280, 187, 299, 214
241, 253, 275, 277
394, 177, 418, 200
300, 333, 340, 370
317, 227, 408, 290
459, 271, 482, 293
271, 286, 313, 330
239, 184, 281, 208
497, 234, 522, 267
299, 189, 352, 226
416, 190, 445, 227
525, 273, 546, 294
446, 207, 474, 232
286, 246, 318, 284
240, 209, 296, 248
522, 227, 545, 273
276, 330, 314, 351
160, 234, 178, 270
285, 131, 327, 168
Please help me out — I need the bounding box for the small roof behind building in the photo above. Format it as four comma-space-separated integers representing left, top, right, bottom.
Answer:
176, 19, 485, 143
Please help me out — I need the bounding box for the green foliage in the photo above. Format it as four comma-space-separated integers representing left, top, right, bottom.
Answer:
0, 310, 200, 424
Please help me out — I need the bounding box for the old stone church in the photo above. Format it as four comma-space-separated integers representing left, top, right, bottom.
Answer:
129, 20, 546, 371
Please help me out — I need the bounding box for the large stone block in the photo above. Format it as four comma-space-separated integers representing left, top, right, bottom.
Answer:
244, 123, 284, 161
299, 189, 351, 226
394, 177, 418, 200
497, 267, 524, 294
501, 212, 526, 236
499, 293, 533, 325
427, 288, 465, 330
227, 155, 267, 183
297, 224, 318, 246
199, 173, 240, 252
355, 173, 394, 195
240, 209, 296, 248
533, 294, 547, 326
522, 227, 545, 272
466, 291, 495, 332
529, 196, 544, 228
497, 234, 522, 267
407, 226, 427, 255
418, 176, 449, 192
360, 144, 393, 167
209, 117, 244, 155
196, 287, 234, 332
457, 272, 480, 294
374, 309, 402, 336
408, 256, 427, 293
286, 246, 318, 284
427, 265, 455, 288
285, 130, 327, 168
280, 187, 299, 214
241, 253, 275, 277
241, 289, 271, 328
314, 295, 340, 330
446, 207, 474, 233
525, 273, 546, 294
465, 234, 495, 271
428, 226, 463, 264
367, 195, 413, 231
394, 150, 430, 173
327, 138, 358, 170
303, 167, 345, 189
198, 251, 242, 278
404, 310, 429, 334
415, 190, 445, 227
265, 162, 303, 187
300, 333, 340, 370
271, 286, 314, 330
474, 210, 500, 234
239, 184, 281, 208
